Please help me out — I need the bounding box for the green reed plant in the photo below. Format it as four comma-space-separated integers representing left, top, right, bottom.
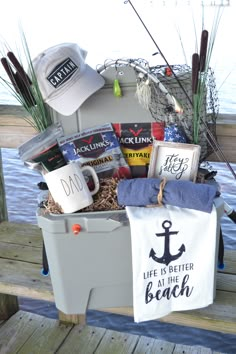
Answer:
0, 28, 52, 132
191, 5, 223, 144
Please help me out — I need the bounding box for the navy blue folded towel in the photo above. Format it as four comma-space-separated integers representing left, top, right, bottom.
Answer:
117, 178, 219, 213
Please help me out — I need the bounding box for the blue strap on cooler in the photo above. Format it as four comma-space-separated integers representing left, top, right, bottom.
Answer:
41, 242, 49, 277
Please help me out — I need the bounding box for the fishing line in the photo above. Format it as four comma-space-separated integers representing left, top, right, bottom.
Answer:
124, 0, 236, 179
124, 0, 192, 105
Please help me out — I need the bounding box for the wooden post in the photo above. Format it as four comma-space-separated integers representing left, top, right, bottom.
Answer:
0, 294, 19, 320
58, 311, 86, 325
0, 149, 8, 222
0, 149, 19, 318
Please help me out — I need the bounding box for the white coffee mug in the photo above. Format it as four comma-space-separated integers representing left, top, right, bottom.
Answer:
44, 162, 99, 213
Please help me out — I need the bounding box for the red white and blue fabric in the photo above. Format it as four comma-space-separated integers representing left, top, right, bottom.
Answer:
164, 124, 187, 143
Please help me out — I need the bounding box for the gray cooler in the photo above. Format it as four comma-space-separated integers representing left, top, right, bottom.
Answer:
37, 66, 224, 315
37, 199, 224, 315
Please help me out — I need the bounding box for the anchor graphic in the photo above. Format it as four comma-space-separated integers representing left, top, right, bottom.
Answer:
149, 220, 185, 266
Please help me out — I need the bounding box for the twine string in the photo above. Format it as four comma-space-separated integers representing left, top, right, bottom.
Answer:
157, 178, 167, 206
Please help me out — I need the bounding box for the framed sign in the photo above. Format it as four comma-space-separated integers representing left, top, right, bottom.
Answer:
148, 141, 201, 182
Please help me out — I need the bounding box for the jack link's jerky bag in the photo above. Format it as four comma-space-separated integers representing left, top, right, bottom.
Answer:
113, 122, 164, 178
18, 123, 66, 173
57, 123, 132, 186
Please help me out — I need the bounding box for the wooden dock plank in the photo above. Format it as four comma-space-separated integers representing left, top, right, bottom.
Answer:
0, 294, 19, 320
194, 290, 236, 321
0, 151, 8, 222
0, 311, 229, 353
0, 116, 30, 126
0, 222, 236, 336
0, 105, 29, 118
0, 127, 36, 148
174, 344, 212, 353
0, 241, 42, 264
208, 146, 236, 163
0, 222, 53, 304
220, 250, 236, 273
0, 222, 43, 248
159, 290, 236, 335
216, 273, 236, 292
0, 310, 43, 354
17, 318, 73, 354
0, 258, 53, 302
0, 106, 36, 148
0, 104, 236, 163
57, 325, 106, 353
88, 250, 236, 335
133, 336, 175, 353
215, 123, 236, 137
0, 222, 235, 330
94, 329, 139, 354
102, 287, 236, 335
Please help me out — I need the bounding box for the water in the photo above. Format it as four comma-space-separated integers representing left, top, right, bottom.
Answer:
1, 147, 236, 353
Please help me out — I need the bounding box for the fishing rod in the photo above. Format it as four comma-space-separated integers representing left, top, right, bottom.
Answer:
124, 0, 236, 180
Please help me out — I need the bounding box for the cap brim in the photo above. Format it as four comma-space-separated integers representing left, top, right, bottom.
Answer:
46, 65, 105, 116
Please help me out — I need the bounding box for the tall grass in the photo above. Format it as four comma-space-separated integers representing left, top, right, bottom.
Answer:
192, 5, 223, 144
0, 28, 52, 132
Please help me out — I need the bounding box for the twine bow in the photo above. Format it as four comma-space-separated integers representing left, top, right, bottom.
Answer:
157, 177, 167, 207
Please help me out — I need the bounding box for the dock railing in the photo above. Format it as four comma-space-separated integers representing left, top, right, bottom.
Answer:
0, 104, 236, 330
1, 104, 236, 159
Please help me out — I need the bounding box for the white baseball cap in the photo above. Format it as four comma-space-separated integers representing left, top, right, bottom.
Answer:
32, 43, 105, 116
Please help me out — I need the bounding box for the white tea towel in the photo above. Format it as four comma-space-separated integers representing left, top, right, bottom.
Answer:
126, 204, 217, 323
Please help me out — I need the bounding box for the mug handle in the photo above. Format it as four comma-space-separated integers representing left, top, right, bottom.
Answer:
81, 165, 100, 195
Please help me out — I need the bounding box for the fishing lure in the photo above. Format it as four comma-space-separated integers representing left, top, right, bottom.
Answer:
113, 78, 122, 97
98, 59, 181, 113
